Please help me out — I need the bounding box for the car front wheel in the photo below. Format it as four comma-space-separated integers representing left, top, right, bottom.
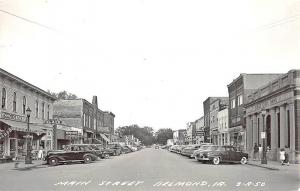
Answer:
84, 155, 92, 164
240, 157, 247, 164
48, 158, 58, 166
213, 157, 220, 165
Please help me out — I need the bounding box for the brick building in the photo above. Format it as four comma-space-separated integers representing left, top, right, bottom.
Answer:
0, 68, 56, 159
53, 96, 115, 145
227, 73, 283, 150
209, 97, 228, 144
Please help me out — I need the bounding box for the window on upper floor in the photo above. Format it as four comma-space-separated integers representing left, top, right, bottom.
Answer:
238, 95, 243, 106
2, 88, 6, 109
83, 113, 86, 127
35, 100, 39, 118
42, 102, 45, 120
231, 99, 235, 109
47, 105, 50, 120
13, 92, 17, 112
22, 96, 26, 114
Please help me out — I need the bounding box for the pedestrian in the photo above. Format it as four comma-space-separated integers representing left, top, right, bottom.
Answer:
258, 144, 262, 160
38, 147, 44, 160
284, 146, 290, 166
279, 148, 285, 165
253, 143, 259, 161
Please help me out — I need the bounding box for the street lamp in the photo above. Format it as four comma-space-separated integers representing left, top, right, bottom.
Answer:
25, 107, 32, 164
261, 110, 267, 164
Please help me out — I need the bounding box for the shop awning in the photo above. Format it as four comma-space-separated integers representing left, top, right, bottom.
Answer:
0, 119, 46, 134
100, 133, 110, 143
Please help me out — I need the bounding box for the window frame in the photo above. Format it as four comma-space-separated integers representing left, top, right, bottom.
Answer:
13, 92, 17, 112
2, 87, 6, 109
22, 96, 26, 114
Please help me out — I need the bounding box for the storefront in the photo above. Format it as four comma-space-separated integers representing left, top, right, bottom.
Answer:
0, 119, 48, 160
229, 125, 246, 151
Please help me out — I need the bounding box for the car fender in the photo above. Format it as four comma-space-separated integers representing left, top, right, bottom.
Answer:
47, 155, 65, 161
84, 153, 98, 160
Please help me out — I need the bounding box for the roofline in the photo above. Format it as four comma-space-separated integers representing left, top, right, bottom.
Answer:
0, 68, 57, 101
227, 73, 284, 88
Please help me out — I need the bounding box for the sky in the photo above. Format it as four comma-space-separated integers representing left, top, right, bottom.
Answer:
0, 0, 299, 131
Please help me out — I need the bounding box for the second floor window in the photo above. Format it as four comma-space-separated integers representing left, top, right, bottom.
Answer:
2, 88, 6, 109
238, 95, 243, 105
22, 96, 26, 114
42, 102, 45, 119
13, 92, 17, 112
35, 100, 39, 118
231, 99, 235, 109
47, 105, 50, 120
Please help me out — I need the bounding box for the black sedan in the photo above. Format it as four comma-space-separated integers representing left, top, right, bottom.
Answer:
45, 145, 98, 166
195, 145, 248, 165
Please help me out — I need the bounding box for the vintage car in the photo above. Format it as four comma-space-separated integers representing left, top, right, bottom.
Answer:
175, 145, 186, 154
92, 144, 114, 157
181, 144, 202, 158
169, 145, 180, 152
121, 145, 133, 153
195, 145, 248, 165
107, 143, 122, 156
45, 145, 98, 166
191, 143, 213, 158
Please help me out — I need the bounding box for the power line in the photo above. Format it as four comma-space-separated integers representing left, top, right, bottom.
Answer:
0, 9, 58, 32
256, 14, 300, 31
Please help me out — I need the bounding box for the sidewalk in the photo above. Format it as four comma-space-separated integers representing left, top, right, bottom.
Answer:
0, 159, 46, 171
247, 159, 300, 170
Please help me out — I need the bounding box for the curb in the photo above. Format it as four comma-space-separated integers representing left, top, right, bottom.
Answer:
13, 162, 46, 170
247, 163, 279, 170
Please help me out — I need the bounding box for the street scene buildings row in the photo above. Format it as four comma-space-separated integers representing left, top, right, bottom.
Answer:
0, 68, 115, 161
172, 70, 300, 163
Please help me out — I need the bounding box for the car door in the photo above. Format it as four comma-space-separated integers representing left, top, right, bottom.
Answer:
229, 146, 239, 162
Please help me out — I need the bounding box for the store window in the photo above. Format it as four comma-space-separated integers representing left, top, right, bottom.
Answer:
22, 96, 26, 114
13, 92, 17, 112
2, 88, 6, 109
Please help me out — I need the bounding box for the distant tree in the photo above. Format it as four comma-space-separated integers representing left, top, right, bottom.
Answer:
155, 128, 173, 145
116, 125, 156, 146
47, 90, 78, 100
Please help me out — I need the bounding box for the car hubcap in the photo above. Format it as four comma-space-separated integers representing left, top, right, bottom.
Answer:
213, 158, 219, 164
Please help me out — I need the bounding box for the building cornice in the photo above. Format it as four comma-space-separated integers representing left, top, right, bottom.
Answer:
0, 68, 56, 101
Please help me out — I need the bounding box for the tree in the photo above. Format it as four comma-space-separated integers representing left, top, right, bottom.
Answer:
116, 125, 156, 146
155, 128, 173, 145
47, 90, 78, 100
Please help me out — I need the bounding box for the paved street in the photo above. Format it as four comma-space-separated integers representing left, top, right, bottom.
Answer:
0, 148, 299, 191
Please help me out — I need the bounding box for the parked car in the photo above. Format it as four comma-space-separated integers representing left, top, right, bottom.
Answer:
191, 143, 213, 158
107, 143, 122, 156
45, 145, 98, 166
121, 146, 132, 154
169, 145, 179, 152
91, 144, 114, 158
175, 145, 186, 154
195, 145, 248, 165
181, 145, 202, 158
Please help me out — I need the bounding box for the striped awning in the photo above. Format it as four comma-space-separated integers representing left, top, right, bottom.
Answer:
0, 119, 46, 134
